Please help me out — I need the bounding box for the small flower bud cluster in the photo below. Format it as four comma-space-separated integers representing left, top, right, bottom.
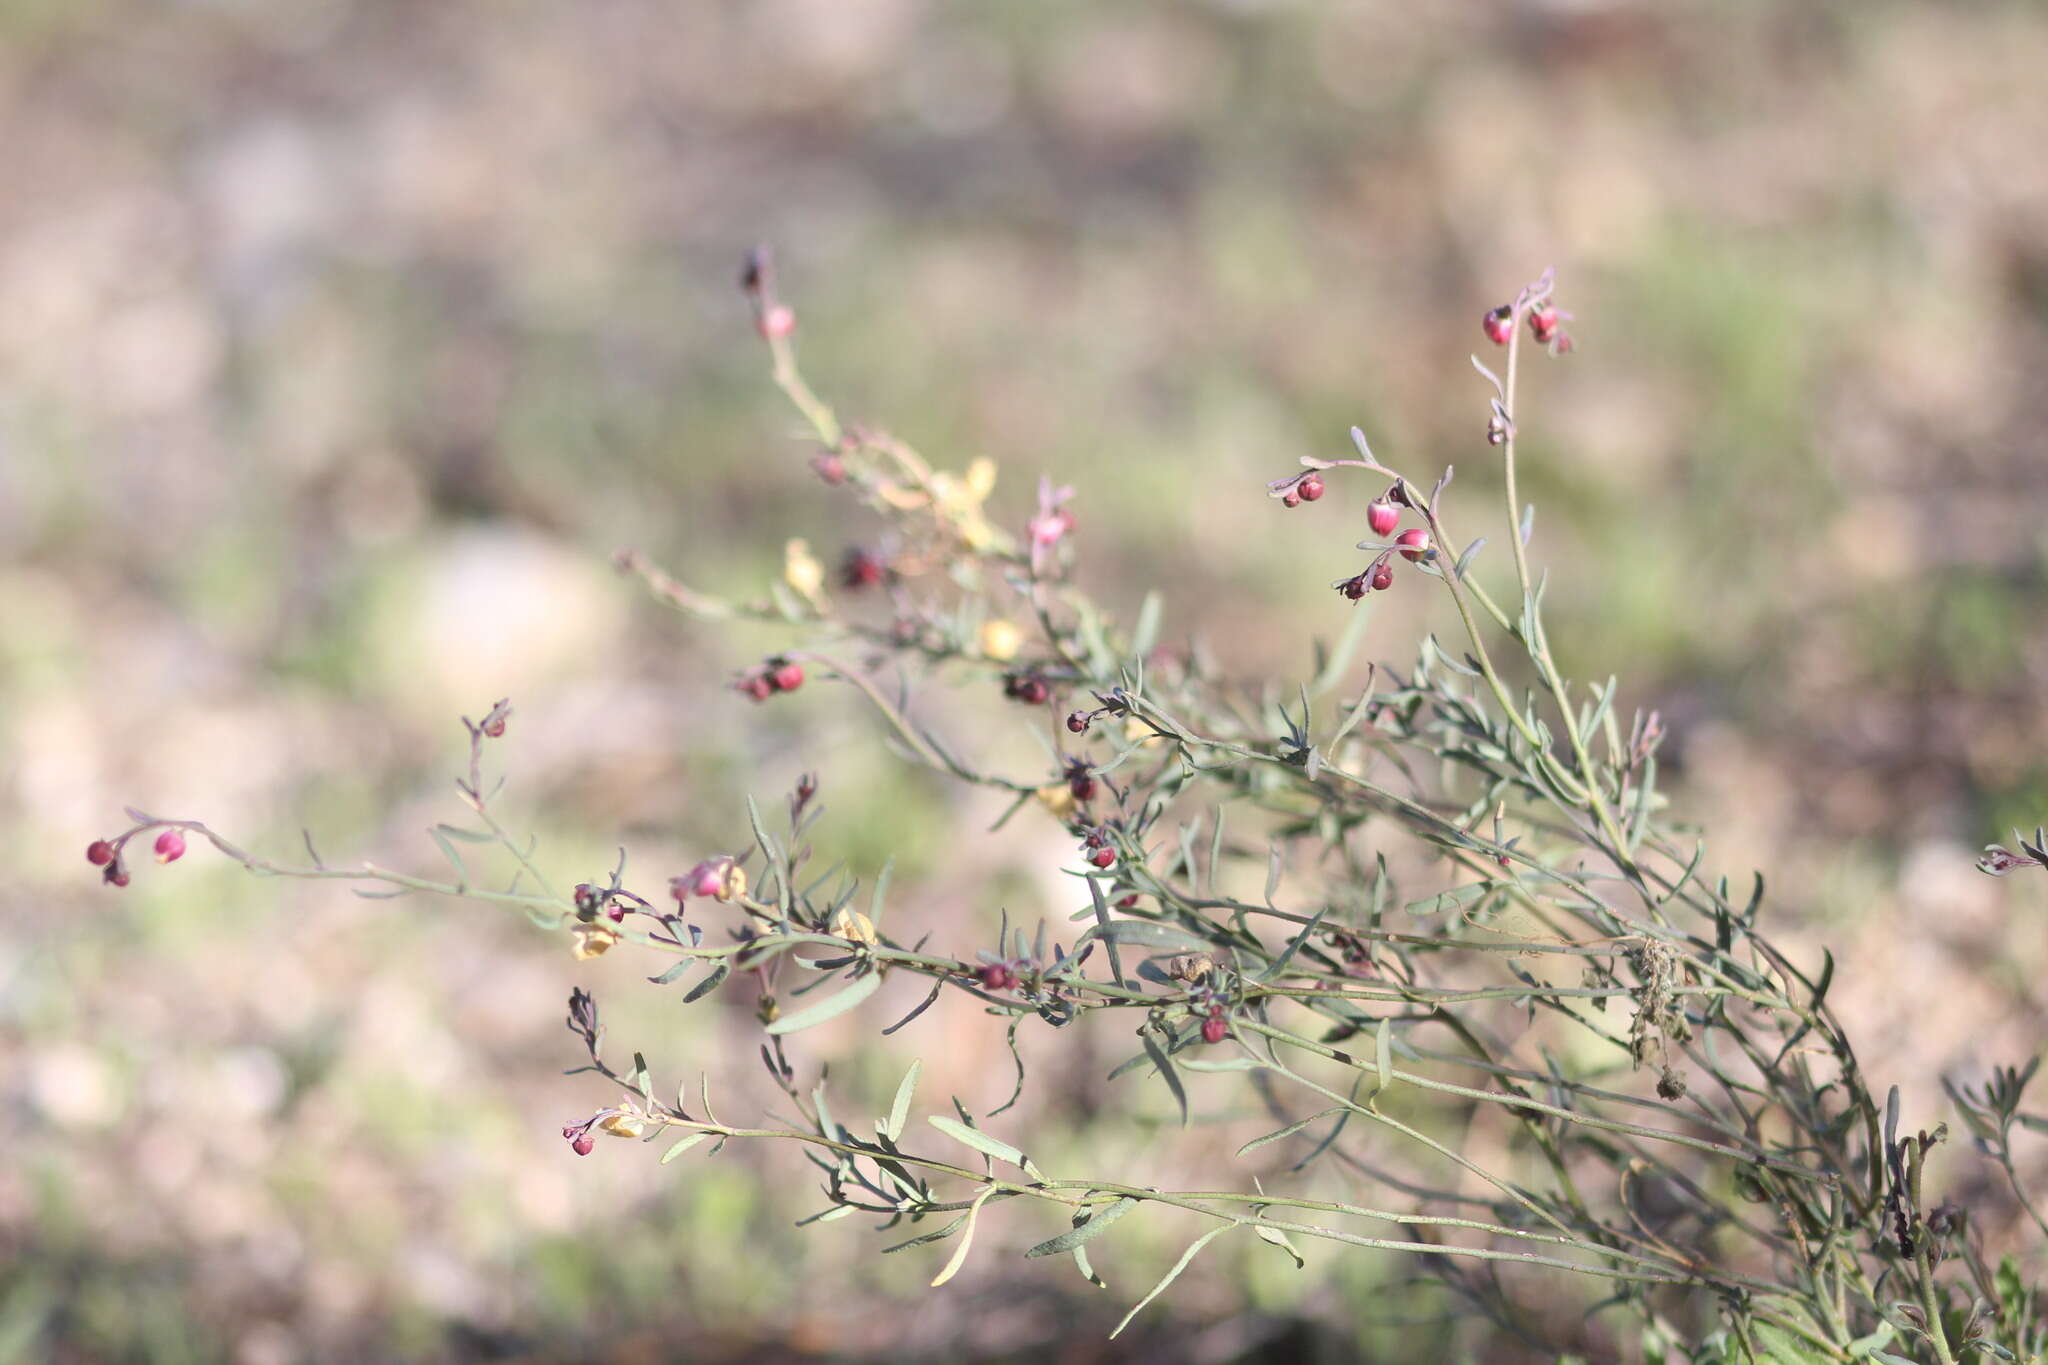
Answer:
560, 1097, 652, 1157
1002, 670, 1051, 706
839, 547, 886, 590
735, 657, 804, 702
1479, 277, 1573, 355
671, 856, 745, 904
1336, 490, 1435, 603
1079, 826, 1116, 869
86, 824, 194, 887
1064, 757, 1097, 804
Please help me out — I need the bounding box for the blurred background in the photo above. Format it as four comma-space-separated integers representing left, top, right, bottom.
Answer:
6, 0, 2048, 1359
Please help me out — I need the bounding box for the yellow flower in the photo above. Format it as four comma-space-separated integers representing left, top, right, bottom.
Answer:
1034, 784, 1077, 822
783, 538, 825, 603
965, 457, 997, 502
979, 619, 1024, 662
599, 1105, 646, 1139
571, 924, 619, 960
1123, 717, 1167, 749
829, 907, 878, 945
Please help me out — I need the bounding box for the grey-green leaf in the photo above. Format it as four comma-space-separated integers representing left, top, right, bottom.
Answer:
1110, 1223, 1238, 1338
928, 1115, 1030, 1172
1024, 1197, 1138, 1258
883, 1059, 921, 1143
1097, 920, 1215, 954
660, 1133, 712, 1165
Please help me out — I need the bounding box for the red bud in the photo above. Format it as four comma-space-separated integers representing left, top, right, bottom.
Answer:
1366, 498, 1400, 538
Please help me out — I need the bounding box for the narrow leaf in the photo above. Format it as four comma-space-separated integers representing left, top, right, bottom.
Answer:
1131, 591, 1163, 658
647, 958, 695, 986
1110, 1224, 1238, 1338
1098, 920, 1214, 954
1253, 1225, 1305, 1269
1143, 1030, 1189, 1128
682, 962, 730, 1004
928, 1115, 1030, 1171
1453, 537, 1487, 581
1237, 1107, 1346, 1157
930, 1186, 996, 1287
1025, 1197, 1139, 1258
883, 1060, 921, 1144
882, 1212, 968, 1254
660, 1133, 712, 1165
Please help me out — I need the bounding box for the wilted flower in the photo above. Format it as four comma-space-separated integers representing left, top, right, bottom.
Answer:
571, 924, 620, 959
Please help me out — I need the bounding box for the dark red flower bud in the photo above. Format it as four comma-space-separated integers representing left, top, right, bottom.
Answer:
770, 660, 804, 693
1528, 305, 1558, 343
812, 452, 847, 485
1366, 497, 1400, 538
86, 840, 115, 866
976, 963, 1016, 992
1011, 675, 1049, 706
1370, 559, 1395, 592
1069, 771, 1097, 803
1065, 710, 1091, 734
1297, 473, 1324, 502
1338, 575, 1367, 602
1281, 490, 1301, 509
1482, 306, 1514, 345
1396, 529, 1432, 562
572, 1135, 595, 1156
1116, 894, 1139, 910
483, 717, 506, 738
739, 675, 774, 702
105, 864, 130, 888
1202, 1014, 1229, 1045
1089, 846, 1116, 869
840, 548, 885, 590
